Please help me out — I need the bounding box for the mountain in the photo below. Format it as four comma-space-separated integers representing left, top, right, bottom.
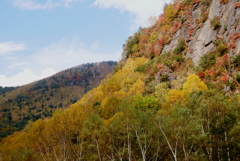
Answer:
0, 61, 117, 140
0, 0, 240, 160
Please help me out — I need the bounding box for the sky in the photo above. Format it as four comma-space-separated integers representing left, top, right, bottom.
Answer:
0, 0, 170, 87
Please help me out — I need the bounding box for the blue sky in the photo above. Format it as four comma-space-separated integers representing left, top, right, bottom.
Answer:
0, 0, 169, 87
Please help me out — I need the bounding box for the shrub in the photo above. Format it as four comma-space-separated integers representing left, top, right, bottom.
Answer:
214, 39, 228, 56
199, 52, 216, 69
235, 2, 240, 8
216, 43, 228, 56
233, 55, 240, 68
220, 0, 229, 4
160, 74, 169, 82
210, 16, 222, 30
135, 60, 154, 73
235, 74, 240, 83
173, 38, 186, 55
174, 54, 185, 63
229, 32, 240, 43
164, 59, 174, 67
183, 0, 192, 5
126, 33, 139, 54
224, 25, 227, 31
165, 4, 175, 21
201, 0, 212, 6
226, 79, 236, 90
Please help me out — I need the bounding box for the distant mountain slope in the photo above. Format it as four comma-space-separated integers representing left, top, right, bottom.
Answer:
0, 61, 117, 140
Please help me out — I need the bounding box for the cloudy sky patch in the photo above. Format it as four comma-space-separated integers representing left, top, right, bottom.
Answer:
0, 0, 170, 87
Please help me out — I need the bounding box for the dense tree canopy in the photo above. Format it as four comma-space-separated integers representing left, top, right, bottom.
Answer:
1, 0, 240, 160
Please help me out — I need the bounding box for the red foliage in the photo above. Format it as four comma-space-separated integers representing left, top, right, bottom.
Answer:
158, 38, 164, 45
228, 42, 236, 48
223, 54, 229, 59
172, 20, 181, 33
198, 72, 205, 78
219, 74, 228, 83
187, 47, 193, 53
146, 68, 151, 73
229, 32, 240, 43
179, 4, 186, 10
220, 0, 229, 4
215, 54, 229, 68
153, 46, 161, 56
144, 30, 150, 34
235, 2, 240, 8
158, 13, 166, 23
205, 69, 220, 78
157, 64, 164, 70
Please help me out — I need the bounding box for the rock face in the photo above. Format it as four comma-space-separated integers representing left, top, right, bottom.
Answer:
121, 0, 240, 67
187, 20, 217, 65
160, 0, 240, 65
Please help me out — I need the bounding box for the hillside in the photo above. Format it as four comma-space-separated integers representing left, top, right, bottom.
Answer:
0, 0, 240, 160
0, 61, 117, 140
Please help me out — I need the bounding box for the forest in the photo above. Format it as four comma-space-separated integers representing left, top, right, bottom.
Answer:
0, 0, 240, 160
0, 61, 117, 140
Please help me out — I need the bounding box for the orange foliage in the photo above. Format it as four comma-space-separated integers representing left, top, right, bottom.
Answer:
235, 2, 240, 8
229, 32, 240, 43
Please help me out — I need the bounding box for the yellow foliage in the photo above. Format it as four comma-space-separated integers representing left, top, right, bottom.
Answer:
104, 112, 124, 125
166, 89, 185, 104
148, 16, 158, 26
1, 132, 28, 150
74, 87, 104, 107
122, 57, 147, 71
128, 79, 145, 96
183, 74, 208, 93
155, 83, 169, 104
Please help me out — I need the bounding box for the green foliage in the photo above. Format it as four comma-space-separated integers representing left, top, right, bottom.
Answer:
2, 1, 240, 160
210, 16, 222, 30
226, 79, 236, 90
126, 33, 140, 55
224, 25, 227, 31
135, 60, 154, 73
199, 52, 216, 69
128, 94, 159, 111
173, 39, 186, 55
0, 61, 117, 140
183, 0, 192, 5
0, 86, 16, 95
217, 43, 228, 56
235, 74, 240, 83
160, 74, 169, 82
200, 0, 212, 15
233, 55, 240, 67
174, 54, 184, 63
201, 0, 212, 6
214, 39, 229, 56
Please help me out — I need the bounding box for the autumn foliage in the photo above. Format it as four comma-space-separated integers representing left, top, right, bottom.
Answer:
1, 0, 240, 160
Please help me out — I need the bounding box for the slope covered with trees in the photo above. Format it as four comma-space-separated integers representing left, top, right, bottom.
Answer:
0, 61, 117, 140
0, 0, 240, 160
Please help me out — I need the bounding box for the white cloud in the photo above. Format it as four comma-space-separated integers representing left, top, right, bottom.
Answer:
8, 0, 82, 10
34, 38, 120, 71
93, 0, 171, 31
7, 62, 29, 68
0, 68, 57, 87
0, 42, 25, 55
0, 38, 120, 87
